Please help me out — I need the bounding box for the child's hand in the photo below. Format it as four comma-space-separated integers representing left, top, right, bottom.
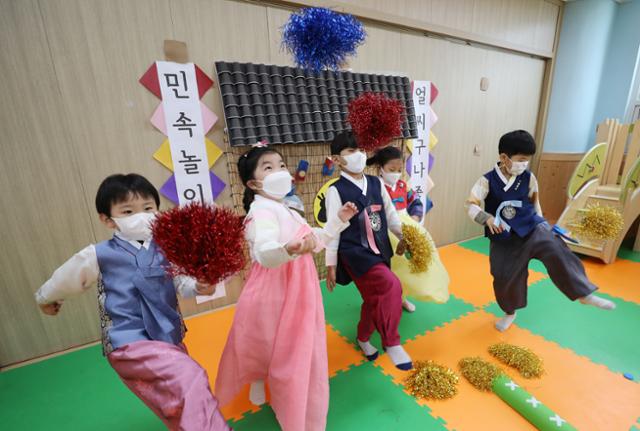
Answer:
298, 234, 317, 254
486, 217, 505, 235
326, 266, 337, 292
286, 239, 303, 255
395, 239, 407, 256
286, 234, 316, 255
411, 215, 421, 222
195, 282, 217, 296
39, 301, 62, 316
338, 202, 359, 222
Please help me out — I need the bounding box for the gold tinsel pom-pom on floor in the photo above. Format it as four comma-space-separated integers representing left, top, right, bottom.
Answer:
488, 343, 544, 378
404, 360, 459, 400
458, 357, 504, 391
401, 223, 433, 273
572, 203, 624, 241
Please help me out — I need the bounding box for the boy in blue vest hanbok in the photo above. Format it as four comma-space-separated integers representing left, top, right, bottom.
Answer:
325, 132, 413, 371
35, 174, 230, 431
465, 130, 615, 332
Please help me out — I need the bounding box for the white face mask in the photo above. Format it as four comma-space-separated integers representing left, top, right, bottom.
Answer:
507, 159, 529, 176
381, 170, 402, 187
342, 151, 367, 174
261, 170, 293, 200
113, 212, 156, 242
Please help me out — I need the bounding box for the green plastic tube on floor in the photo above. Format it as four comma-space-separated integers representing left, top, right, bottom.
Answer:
491, 374, 577, 431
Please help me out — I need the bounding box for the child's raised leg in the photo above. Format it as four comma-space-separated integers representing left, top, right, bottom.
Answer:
108, 340, 229, 431
531, 224, 615, 310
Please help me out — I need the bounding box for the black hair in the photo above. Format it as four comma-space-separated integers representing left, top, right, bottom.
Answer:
498, 130, 536, 157
95, 173, 160, 217
237, 146, 283, 213
330, 131, 359, 155
366, 145, 403, 168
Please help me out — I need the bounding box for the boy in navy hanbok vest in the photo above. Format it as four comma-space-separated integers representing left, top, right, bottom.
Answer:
325, 132, 413, 371
465, 130, 615, 332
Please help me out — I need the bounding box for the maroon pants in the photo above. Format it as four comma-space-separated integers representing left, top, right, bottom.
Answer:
346, 262, 403, 347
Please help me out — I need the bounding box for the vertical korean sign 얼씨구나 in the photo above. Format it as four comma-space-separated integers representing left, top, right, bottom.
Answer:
410, 81, 432, 217
156, 61, 213, 205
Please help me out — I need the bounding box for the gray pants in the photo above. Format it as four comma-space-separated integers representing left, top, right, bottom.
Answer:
489, 223, 596, 314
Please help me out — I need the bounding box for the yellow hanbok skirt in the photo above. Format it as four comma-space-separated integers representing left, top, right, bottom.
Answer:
389, 211, 450, 303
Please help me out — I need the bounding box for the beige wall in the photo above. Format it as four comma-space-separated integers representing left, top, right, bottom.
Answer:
337, 0, 561, 55
0, 0, 559, 366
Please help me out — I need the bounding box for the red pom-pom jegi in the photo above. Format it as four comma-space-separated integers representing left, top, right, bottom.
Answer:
152, 203, 247, 285
347, 92, 405, 152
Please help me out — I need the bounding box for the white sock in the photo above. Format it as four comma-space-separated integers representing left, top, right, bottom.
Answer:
249, 380, 265, 406
495, 313, 516, 332
402, 298, 416, 313
579, 294, 616, 310
357, 339, 378, 358
386, 345, 412, 370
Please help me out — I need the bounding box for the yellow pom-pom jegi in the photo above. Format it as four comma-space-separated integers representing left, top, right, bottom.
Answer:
404, 360, 459, 400
572, 203, 624, 241
458, 357, 504, 391
402, 223, 433, 273
488, 343, 544, 378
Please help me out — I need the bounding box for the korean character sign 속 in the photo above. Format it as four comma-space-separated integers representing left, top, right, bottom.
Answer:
410, 81, 431, 216
156, 61, 213, 205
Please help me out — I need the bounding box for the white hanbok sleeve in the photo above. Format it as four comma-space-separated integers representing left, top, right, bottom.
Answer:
35, 245, 99, 304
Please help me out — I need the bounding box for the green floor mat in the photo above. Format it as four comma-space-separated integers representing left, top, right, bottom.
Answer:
457, 236, 491, 255
227, 404, 280, 430
230, 362, 448, 430
618, 244, 640, 263
0, 345, 162, 430
321, 281, 475, 350
484, 279, 640, 378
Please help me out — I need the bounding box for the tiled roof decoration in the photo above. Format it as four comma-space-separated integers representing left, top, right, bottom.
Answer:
215, 61, 418, 147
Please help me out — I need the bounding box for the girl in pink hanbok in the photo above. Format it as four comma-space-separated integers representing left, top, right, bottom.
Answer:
215, 145, 357, 431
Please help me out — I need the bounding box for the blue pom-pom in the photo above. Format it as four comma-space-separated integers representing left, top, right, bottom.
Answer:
282, 7, 366, 71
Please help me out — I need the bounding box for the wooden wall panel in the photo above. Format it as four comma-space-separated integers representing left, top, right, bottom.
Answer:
0, 0, 101, 366
336, 0, 560, 54
1, 0, 554, 364
537, 153, 583, 223
38, 0, 176, 243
